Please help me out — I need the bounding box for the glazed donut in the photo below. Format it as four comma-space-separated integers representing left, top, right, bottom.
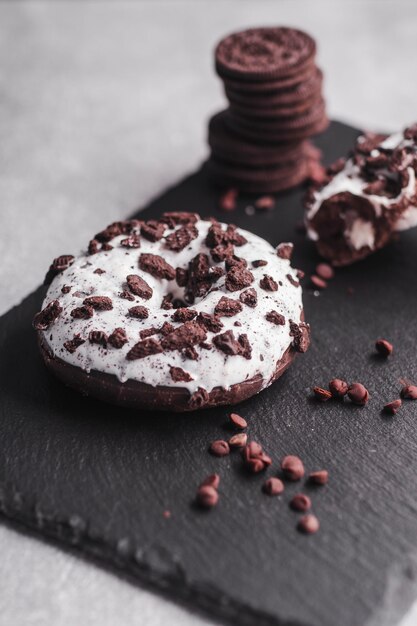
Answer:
34, 213, 310, 412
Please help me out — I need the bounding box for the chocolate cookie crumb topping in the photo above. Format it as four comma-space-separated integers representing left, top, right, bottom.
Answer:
188, 387, 209, 409
226, 266, 254, 292
161, 321, 207, 352
239, 288, 257, 307
64, 334, 85, 354
120, 234, 141, 248
260, 274, 278, 291
170, 366, 193, 382
289, 321, 310, 353
33, 300, 63, 330
165, 224, 198, 252
88, 330, 108, 347
139, 253, 176, 281
126, 337, 163, 360
266, 310, 285, 325
128, 305, 149, 319
214, 296, 243, 317
140, 220, 166, 242
196, 312, 224, 333
172, 308, 197, 322
44, 254, 75, 285
126, 274, 153, 299
213, 330, 252, 359
71, 305, 94, 320
252, 259, 268, 268
83, 296, 113, 311
108, 328, 128, 348
119, 290, 135, 302
276, 243, 294, 260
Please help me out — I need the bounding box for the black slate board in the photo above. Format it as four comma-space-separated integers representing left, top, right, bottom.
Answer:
1, 121, 417, 626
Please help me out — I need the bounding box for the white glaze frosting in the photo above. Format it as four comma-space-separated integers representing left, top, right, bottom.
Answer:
40, 219, 304, 395
306, 130, 417, 251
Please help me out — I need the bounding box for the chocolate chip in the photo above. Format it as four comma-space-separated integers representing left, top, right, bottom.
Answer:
214, 296, 243, 317
225, 266, 254, 292
229, 433, 247, 448
266, 310, 285, 326
119, 290, 135, 301
128, 305, 149, 319
44, 254, 75, 285
33, 300, 63, 330
290, 494, 311, 512
316, 263, 334, 280
229, 412, 247, 429
375, 338, 393, 357
170, 366, 193, 382
83, 296, 113, 311
196, 485, 219, 508
260, 274, 278, 291
63, 334, 85, 354
281, 455, 305, 481
209, 440, 230, 457
383, 399, 402, 414
172, 308, 197, 322
289, 321, 310, 353
347, 383, 370, 406
242, 441, 272, 473
262, 477, 284, 496
127, 274, 153, 299
309, 470, 329, 485
311, 275, 327, 289
252, 259, 268, 268
213, 330, 252, 359
329, 378, 349, 398
108, 328, 128, 348
313, 386, 332, 402
188, 387, 209, 408
200, 473, 220, 489
239, 288, 257, 308
219, 188, 238, 212
255, 195, 275, 211
298, 514, 320, 534
126, 337, 163, 360
139, 253, 176, 281
401, 384, 417, 400
196, 312, 224, 333
276, 243, 293, 260
165, 224, 198, 252
71, 305, 94, 320
88, 330, 108, 347
140, 220, 166, 242
120, 234, 141, 248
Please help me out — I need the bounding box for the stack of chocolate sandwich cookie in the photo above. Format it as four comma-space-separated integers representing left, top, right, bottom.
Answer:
207, 27, 329, 194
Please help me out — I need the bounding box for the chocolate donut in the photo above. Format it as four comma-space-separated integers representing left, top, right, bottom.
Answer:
34, 214, 310, 411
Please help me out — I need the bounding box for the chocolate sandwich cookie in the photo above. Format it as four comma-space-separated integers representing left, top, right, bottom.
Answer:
215, 27, 316, 82
208, 111, 308, 167
223, 63, 317, 94
207, 156, 310, 193
229, 93, 321, 119
305, 126, 417, 265
34, 214, 310, 411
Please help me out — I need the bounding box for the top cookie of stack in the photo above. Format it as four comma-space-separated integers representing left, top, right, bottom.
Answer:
207, 27, 328, 194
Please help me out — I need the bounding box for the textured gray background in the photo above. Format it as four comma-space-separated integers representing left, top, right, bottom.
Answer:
1, 2, 417, 625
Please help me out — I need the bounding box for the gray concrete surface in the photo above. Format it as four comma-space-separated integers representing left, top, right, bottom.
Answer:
1, 2, 417, 625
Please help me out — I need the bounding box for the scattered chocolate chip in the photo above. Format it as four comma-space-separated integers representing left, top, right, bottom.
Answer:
200, 473, 220, 489
260, 274, 278, 291
255, 195, 275, 211
309, 470, 329, 486
83, 296, 113, 311
33, 300, 63, 330
298, 514, 320, 534
289, 321, 310, 353
375, 338, 393, 357
119, 290, 135, 301
401, 384, 417, 400
347, 383, 370, 406
266, 310, 285, 326
214, 296, 243, 317
140, 220, 166, 242
276, 243, 294, 260
236, 290, 258, 314
252, 259, 268, 268
165, 224, 198, 252
44, 254, 75, 285
126, 337, 162, 360
139, 253, 176, 281
128, 305, 149, 319
262, 477, 284, 496
226, 266, 254, 292
170, 366, 193, 382
281, 455, 305, 481
384, 399, 402, 414
290, 494, 311, 512
219, 188, 238, 212
196, 485, 219, 508
329, 378, 349, 398
196, 312, 224, 333
88, 330, 108, 347
286, 273, 300, 288
242, 441, 272, 473
108, 328, 128, 348
229, 433, 247, 448
71, 305, 94, 320
63, 334, 85, 354
229, 412, 247, 429
120, 234, 141, 248
171, 308, 197, 322
311, 275, 327, 289
316, 263, 334, 280
313, 386, 332, 402
127, 274, 153, 299
209, 440, 230, 457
